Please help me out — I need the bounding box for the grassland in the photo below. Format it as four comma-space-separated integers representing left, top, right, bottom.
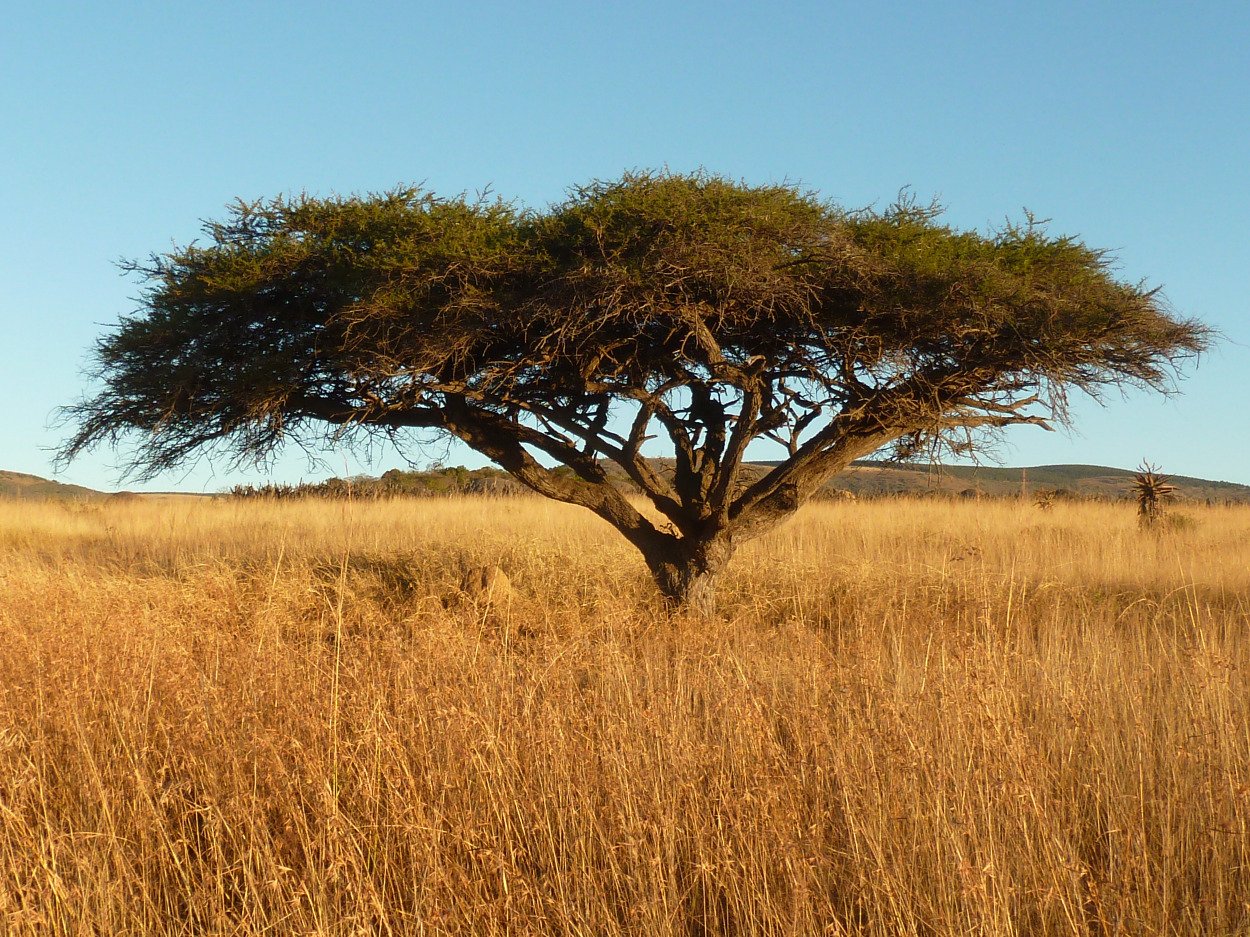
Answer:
0, 495, 1246, 935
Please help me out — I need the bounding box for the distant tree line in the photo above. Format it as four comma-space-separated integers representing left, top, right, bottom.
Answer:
223, 470, 1146, 504
228, 466, 527, 500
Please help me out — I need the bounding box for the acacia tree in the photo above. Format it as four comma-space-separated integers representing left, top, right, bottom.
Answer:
62, 173, 1208, 609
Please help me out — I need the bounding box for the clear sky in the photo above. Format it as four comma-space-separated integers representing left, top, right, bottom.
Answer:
3, 1, 1247, 491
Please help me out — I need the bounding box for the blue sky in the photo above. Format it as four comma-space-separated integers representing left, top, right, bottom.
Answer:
3, 1, 1247, 491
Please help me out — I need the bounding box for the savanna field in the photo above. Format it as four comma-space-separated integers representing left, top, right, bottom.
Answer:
0, 495, 1247, 936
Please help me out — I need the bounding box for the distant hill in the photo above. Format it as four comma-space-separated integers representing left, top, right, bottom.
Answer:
759, 460, 1250, 503
0, 471, 106, 501
8, 461, 1249, 504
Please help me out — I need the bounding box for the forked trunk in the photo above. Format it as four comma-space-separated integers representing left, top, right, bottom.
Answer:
643, 535, 736, 616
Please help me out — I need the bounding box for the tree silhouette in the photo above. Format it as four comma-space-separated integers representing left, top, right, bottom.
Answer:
61, 172, 1209, 609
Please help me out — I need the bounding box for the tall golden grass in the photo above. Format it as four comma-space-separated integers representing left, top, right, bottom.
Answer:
0, 494, 1246, 935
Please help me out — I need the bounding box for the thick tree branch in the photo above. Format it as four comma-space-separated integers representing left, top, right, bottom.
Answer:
707, 375, 766, 516
509, 397, 687, 525
441, 398, 674, 556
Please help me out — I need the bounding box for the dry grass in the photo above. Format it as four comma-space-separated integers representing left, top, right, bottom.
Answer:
0, 494, 1247, 935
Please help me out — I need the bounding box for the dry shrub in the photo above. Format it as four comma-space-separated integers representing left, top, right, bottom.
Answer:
1134, 462, 1178, 529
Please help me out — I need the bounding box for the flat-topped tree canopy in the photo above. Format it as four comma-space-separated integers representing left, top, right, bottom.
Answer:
62, 171, 1210, 609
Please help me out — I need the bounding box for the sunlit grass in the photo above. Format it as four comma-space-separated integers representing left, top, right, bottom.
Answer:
0, 495, 1247, 934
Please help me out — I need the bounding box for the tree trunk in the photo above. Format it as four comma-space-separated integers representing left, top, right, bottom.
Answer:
643, 535, 736, 616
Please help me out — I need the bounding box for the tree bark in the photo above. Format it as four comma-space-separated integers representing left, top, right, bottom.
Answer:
642, 534, 737, 616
